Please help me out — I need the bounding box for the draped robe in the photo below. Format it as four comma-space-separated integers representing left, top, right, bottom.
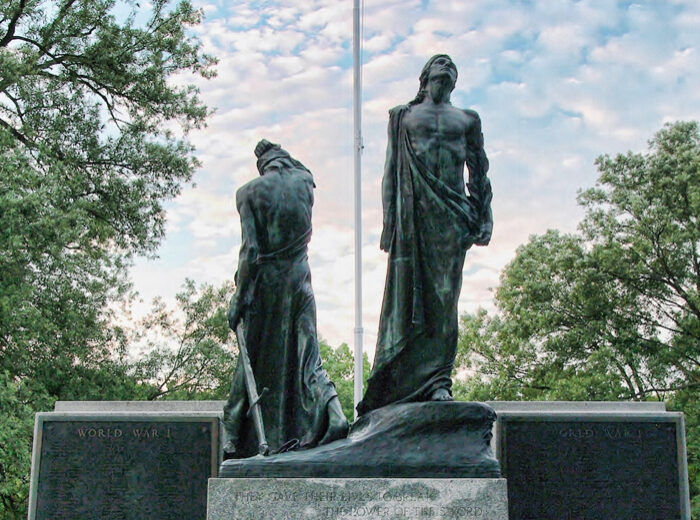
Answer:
223, 163, 338, 457
357, 104, 492, 415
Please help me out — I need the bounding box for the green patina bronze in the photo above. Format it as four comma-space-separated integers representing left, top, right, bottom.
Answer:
223, 140, 348, 459
358, 55, 493, 415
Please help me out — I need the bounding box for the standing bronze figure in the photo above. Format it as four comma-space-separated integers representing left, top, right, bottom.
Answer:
358, 55, 493, 415
223, 140, 348, 459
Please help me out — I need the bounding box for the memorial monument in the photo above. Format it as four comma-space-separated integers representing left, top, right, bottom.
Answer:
24, 55, 691, 520
358, 54, 493, 414
222, 139, 348, 460
213, 59, 504, 519
211, 57, 689, 519
217, 56, 501, 485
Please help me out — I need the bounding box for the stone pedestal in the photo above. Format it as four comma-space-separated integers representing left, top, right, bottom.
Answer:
207, 478, 508, 520
28, 410, 220, 520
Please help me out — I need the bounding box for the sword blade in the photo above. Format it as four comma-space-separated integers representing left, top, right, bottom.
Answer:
235, 323, 269, 456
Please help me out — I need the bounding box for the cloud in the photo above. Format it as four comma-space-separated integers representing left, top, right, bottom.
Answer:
131, 0, 700, 354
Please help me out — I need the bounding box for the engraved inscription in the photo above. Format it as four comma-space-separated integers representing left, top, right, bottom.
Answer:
77, 427, 123, 439
34, 420, 213, 520
75, 426, 174, 440
227, 488, 486, 519
503, 419, 682, 520
208, 479, 508, 520
559, 427, 593, 439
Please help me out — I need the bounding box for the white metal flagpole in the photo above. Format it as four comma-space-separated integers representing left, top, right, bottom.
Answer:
352, 0, 363, 419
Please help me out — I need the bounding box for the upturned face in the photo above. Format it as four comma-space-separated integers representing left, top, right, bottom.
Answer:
427, 56, 457, 85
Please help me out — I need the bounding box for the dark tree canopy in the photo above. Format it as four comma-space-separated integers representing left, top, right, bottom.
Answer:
0, 1, 215, 516
130, 279, 237, 401
319, 341, 370, 418
0, 0, 215, 381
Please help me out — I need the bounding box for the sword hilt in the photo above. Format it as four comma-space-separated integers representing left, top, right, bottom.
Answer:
246, 387, 268, 418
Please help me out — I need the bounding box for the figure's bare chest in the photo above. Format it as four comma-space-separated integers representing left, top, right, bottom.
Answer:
403, 105, 468, 143
402, 106, 472, 174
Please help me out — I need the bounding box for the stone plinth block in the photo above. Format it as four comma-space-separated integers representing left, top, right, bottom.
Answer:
28, 412, 220, 520
207, 478, 507, 520
498, 411, 690, 520
220, 402, 500, 478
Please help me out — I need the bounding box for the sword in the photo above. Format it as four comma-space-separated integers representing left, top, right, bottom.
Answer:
235, 322, 269, 456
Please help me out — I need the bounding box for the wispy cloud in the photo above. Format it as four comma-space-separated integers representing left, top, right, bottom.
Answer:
131, 0, 700, 355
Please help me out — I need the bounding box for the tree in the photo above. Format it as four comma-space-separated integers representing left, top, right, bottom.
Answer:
0, 373, 50, 518
0, 2, 215, 516
578, 121, 700, 398
454, 230, 650, 402
319, 341, 370, 418
0, 0, 215, 383
454, 121, 700, 515
129, 280, 237, 400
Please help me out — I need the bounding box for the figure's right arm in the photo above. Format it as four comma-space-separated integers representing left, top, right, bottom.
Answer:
380, 108, 399, 252
464, 110, 493, 246
228, 188, 259, 330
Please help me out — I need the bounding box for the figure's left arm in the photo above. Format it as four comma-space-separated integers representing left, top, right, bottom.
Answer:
464, 109, 493, 246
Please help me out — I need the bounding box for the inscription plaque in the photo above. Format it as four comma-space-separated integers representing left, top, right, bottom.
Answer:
498, 413, 690, 520
207, 478, 508, 520
29, 413, 219, 520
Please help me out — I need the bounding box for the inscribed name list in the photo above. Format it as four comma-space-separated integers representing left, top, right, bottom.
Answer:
33, 419, 215, 520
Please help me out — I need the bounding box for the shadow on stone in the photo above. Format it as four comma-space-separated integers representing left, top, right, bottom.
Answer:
219, 401, 500, 478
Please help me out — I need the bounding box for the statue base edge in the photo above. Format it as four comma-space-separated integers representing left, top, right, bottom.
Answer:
219, 401, 501, 478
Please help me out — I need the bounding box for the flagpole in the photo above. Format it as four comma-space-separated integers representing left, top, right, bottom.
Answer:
352, 0, 363, 419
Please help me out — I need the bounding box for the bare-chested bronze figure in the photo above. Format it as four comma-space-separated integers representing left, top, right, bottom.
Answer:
357, 55, 493, 415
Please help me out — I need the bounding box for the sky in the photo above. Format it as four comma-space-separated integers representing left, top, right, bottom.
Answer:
130, 0, 700, 355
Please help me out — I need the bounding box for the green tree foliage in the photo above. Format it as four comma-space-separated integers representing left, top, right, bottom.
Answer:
0, 2, 214, 516
0, 373, 50, 518
0, 0, 215, 384
454, 230, 645, 401
320, 341, 370, 419
454, 121, 700, 516
129, 280, 237, 400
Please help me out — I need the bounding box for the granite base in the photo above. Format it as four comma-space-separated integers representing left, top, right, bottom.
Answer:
207, 478, 507, 520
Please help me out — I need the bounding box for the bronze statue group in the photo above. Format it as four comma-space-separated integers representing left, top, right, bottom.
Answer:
222, 55, 493, 460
